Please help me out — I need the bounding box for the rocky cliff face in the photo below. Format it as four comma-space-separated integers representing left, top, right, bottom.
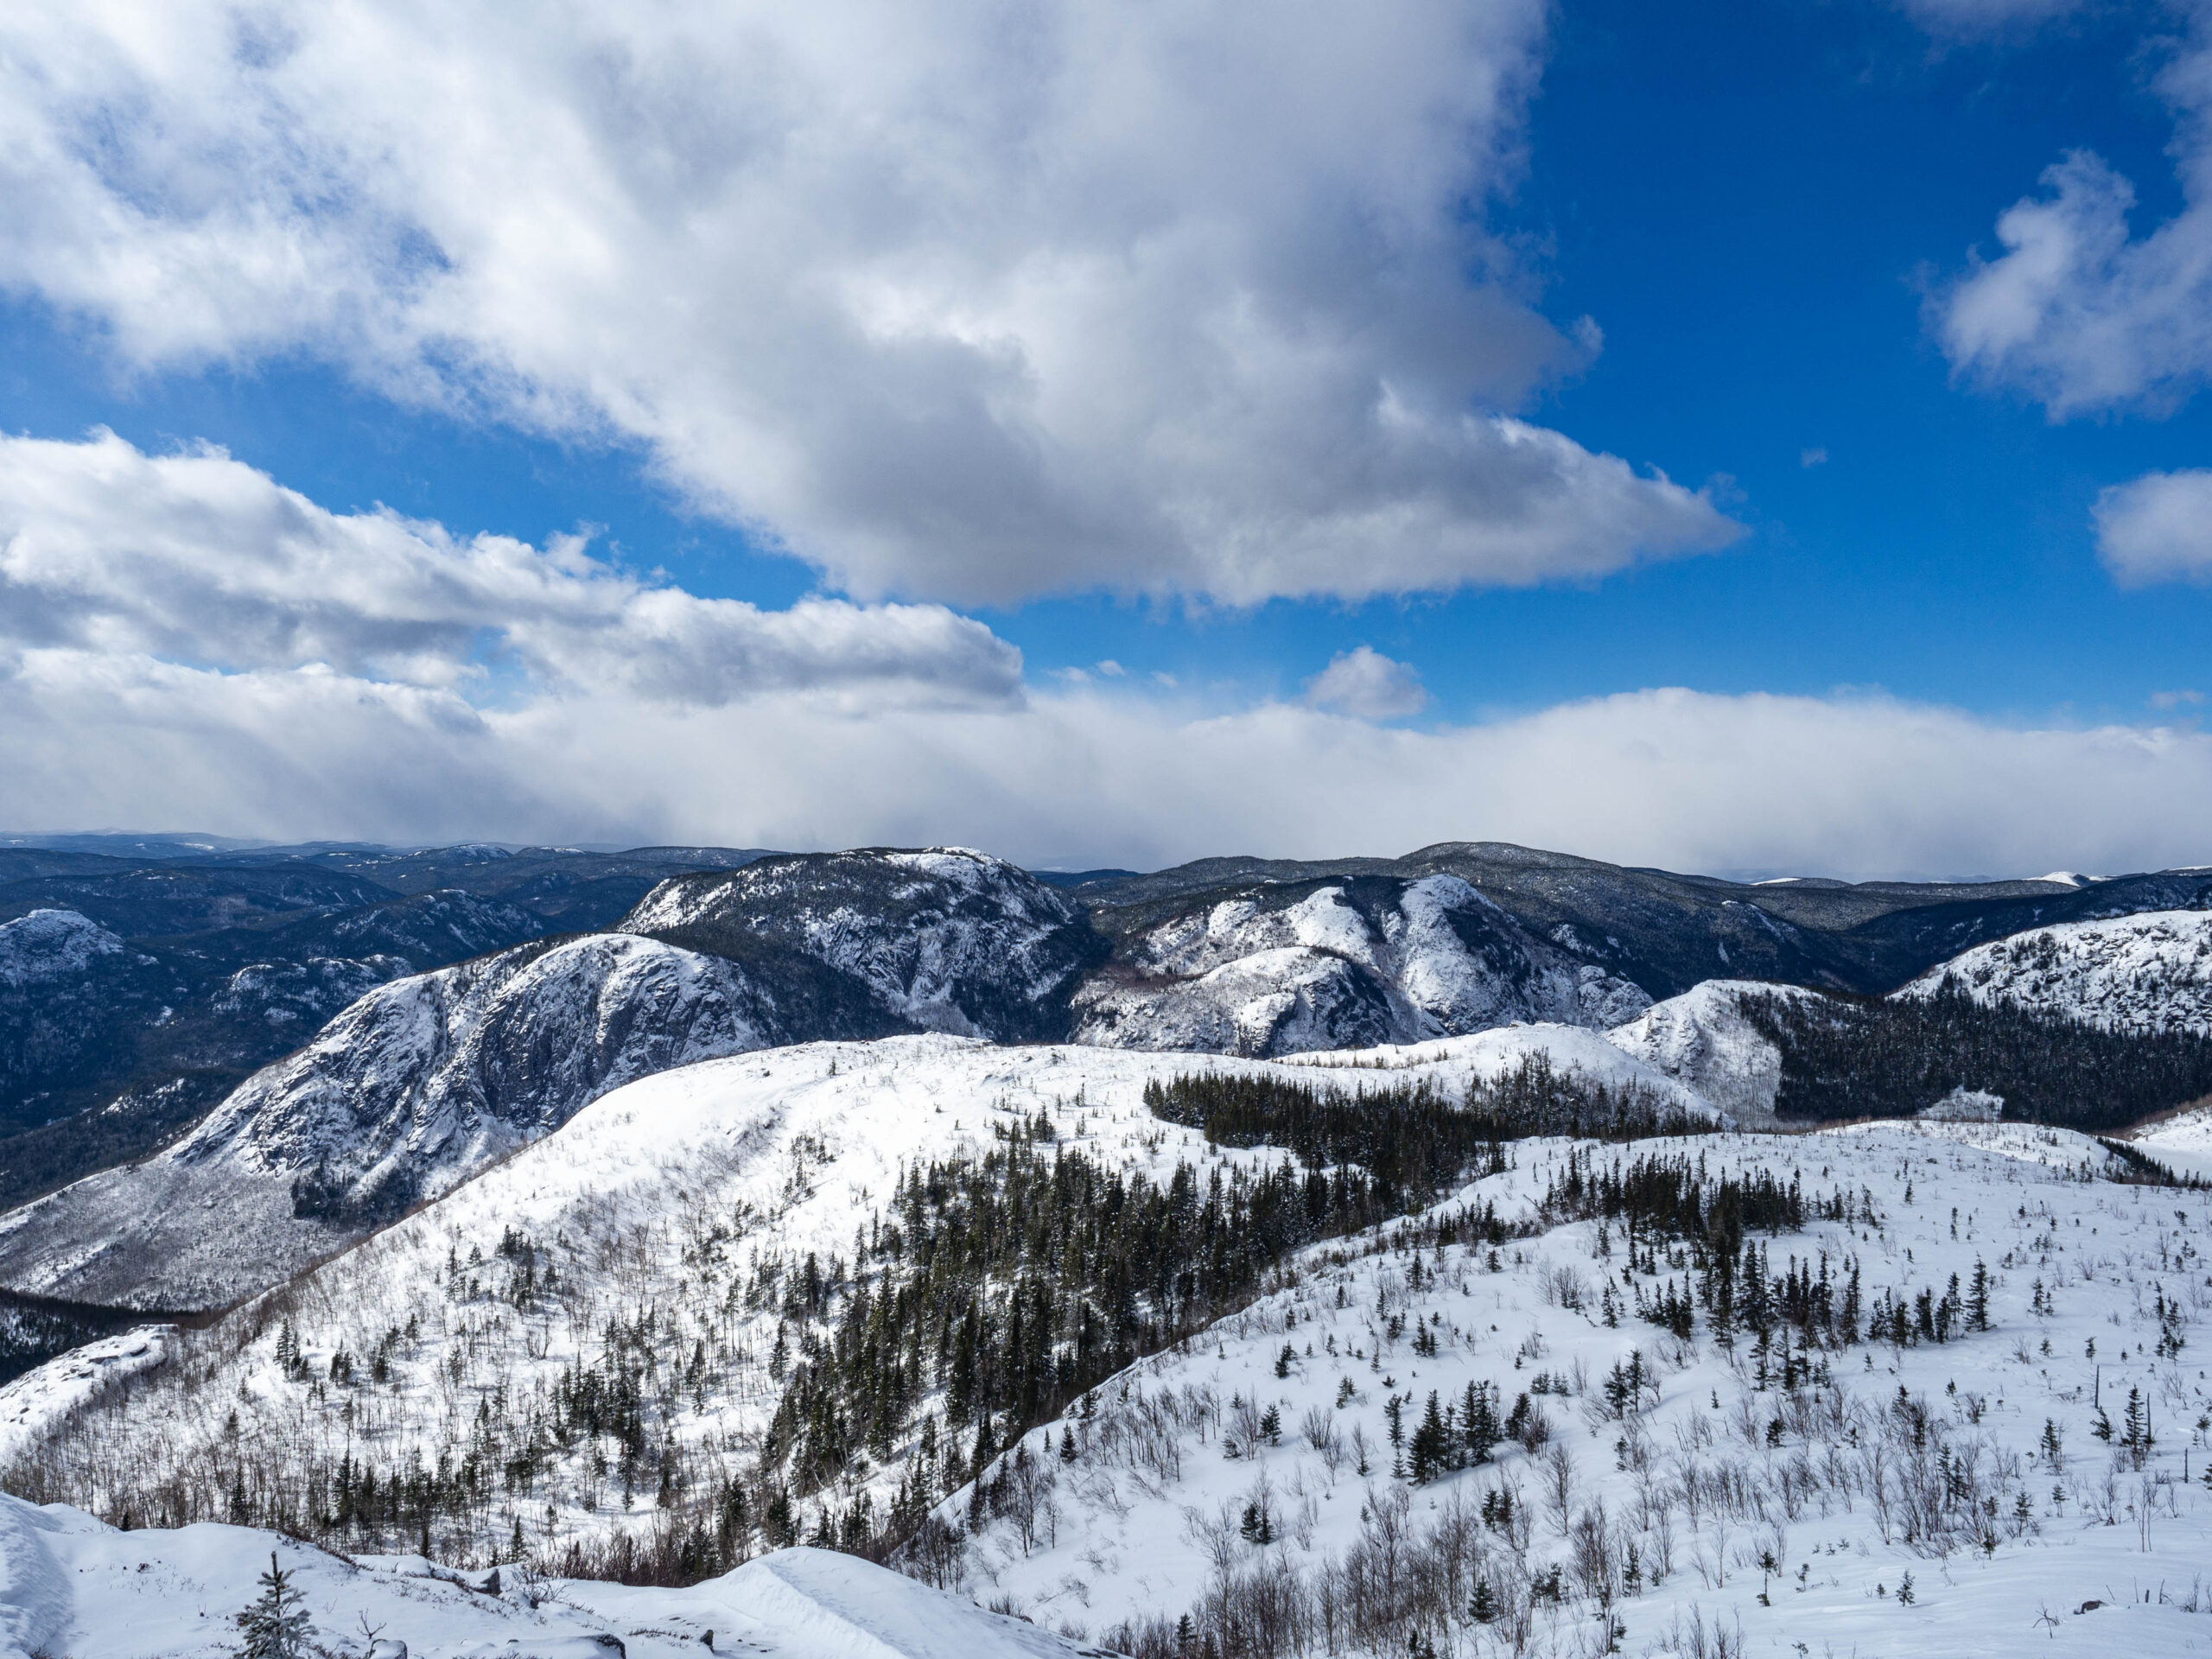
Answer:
623, 847, 1103, 1040
0, 934, 780, 1310
1073, 874, 1651, 1056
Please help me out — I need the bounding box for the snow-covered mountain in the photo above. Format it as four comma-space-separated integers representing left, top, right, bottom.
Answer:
0, 1031, 1706, 1565
1603, 978, 1824, 1121
0, 849, 1094, 1313
1895, 908, 2212, 1035
0, 911, 124, 989
0, 912, 147, 1116
928, 1113, 2211, 1656
0, 934, 782, 1310
1074, 875, 1651, 1056
622, 846, 1100, 1040
8, 1031, 2209, 1657
0, 1505, 1097, 1659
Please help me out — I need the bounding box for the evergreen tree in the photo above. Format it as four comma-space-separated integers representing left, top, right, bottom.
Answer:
233, 1552, 312, 1659
1408, 1391, 1450, 1483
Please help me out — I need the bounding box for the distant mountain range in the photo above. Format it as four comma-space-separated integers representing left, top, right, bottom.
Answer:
1, 836, 2209, 1322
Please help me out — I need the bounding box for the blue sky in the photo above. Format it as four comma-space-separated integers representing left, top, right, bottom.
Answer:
1, 0, 2209, 873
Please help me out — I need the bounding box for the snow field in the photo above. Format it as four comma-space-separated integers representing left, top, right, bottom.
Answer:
8, 1031, 2212, 1656
937, 1124, 2212, 1656
0, 1501, 1098, 1659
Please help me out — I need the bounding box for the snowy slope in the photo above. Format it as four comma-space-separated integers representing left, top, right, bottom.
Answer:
0, 1032, 1700, 1574
0, 911, 124, 988
14, 1030, 2212, 1656
1075, 877, 1651, 1056
0, 1505, 1099, 1659
623, 847, 1098, 1041
1276, 1025, 1713, 1116
0, 934, 779, 1311
1896, 909, 2212, 1035
933, 1122, 2212, 1657
0, 1327, 171, 1466
2131, 1103, 2212, 1181
1604, 979, 1823, 1122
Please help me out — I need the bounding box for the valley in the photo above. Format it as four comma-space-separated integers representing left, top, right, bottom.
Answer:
3, 841, 2212, 1657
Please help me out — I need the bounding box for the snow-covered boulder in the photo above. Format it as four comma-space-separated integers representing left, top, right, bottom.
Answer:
1894, 909, 2212, 1035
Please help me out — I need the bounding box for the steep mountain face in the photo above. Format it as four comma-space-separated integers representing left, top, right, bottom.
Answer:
1073, 842, 2212, 999
1894, 908, 2212, 1035
624, 847, 1103, 1040
0, 845, 779, 1209
0, 934, 784, 1311
1074, 874, 1652, 1055
1604, 979, 1821, 1121
0, 848, 1090, 1311
0, 895, 554, 1211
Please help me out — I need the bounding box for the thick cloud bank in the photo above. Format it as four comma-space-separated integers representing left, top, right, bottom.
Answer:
0, 431, 1021, 709
0, 1, 1737, 605
3, 646, 2206, 879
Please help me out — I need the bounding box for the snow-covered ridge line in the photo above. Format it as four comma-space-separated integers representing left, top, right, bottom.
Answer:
1896, 909, 2212, 1035
620, 845, 1095, 1041
0, 933, 779, 1311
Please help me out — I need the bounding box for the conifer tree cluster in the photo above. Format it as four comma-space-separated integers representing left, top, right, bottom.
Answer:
1738, 987, 2212, 1129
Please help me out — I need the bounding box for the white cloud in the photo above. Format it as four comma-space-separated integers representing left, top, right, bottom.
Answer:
1935, 16, 2212, 416
0, 430, 1022, 709
1896, 0, 2083, 32
0, 1, 1739, 606
3, 654, 2208, 880
1304, 646, 1428, 720
2093, 468, 2212, 585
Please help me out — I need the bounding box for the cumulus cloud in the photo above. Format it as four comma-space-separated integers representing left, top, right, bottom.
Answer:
0, 2, 1738, 605
3, 652, 2208, 880
1304, 646, 1428, 720
2093, 468, 2212, 584
1935, 15, 2212, 416
0, 430, 1023, 709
